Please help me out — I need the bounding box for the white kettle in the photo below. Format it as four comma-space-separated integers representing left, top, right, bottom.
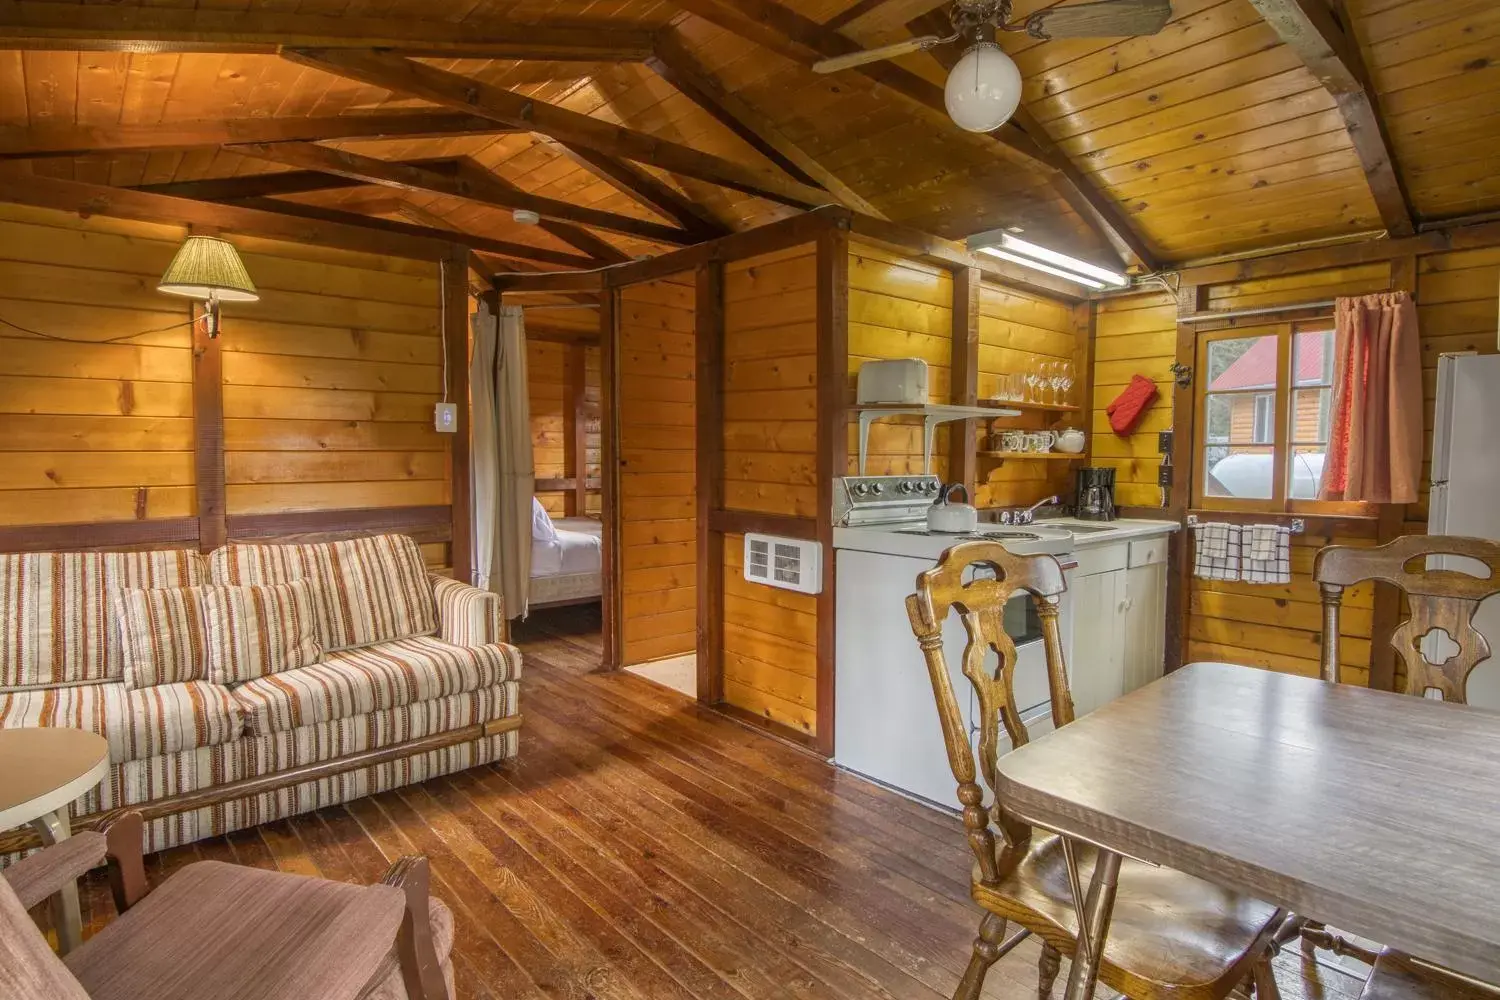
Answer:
928, 483, 979, 534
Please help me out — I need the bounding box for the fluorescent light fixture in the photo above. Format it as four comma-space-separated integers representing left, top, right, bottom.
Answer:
976, 246, 1107, 290
966, 227, 1130, 290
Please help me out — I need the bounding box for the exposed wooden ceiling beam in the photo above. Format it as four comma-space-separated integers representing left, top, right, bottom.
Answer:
824, 0, 902, 32
449, 160, 632, 263
134, 171, 371, 201
401, 204, 605, 303
0, 112, 515, 161
1245, 0, 1415, 237
647, 29, 887, 220
907, 10, 1159, 271
666, 0, 1049, 171
231, 197, 602, 268
0, 0, 655, 59
226, 141, 694, 246
279, 48, 831, 211
547, 141, 730, 241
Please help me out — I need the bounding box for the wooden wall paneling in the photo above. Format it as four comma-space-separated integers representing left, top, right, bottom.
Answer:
696, 261, 726, 707
949, 266, 980, 496
528, 337, 571, 516
192, 303, 226, 552
568, 343, 589, 517
721, 242, 821, 740
816, 227, 849, 757
443, 244, 472, 584
616, 272, 698, 666
600, 287, 622, 670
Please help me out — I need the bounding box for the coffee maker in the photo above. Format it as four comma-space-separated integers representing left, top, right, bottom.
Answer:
1075, 467, 1117, 522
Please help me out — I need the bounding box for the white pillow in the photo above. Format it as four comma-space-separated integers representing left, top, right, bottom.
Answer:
532, 497, 559, 543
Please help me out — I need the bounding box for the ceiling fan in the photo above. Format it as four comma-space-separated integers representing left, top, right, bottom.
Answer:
813, 0, 1173, 133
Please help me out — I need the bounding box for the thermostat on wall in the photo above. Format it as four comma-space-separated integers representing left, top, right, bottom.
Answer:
744, 533, 822, 595
434, 402, 457, 433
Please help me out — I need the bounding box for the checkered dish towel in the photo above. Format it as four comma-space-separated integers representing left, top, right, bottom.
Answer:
1193, 523, 1241, 581
1242, 524, 1292, 584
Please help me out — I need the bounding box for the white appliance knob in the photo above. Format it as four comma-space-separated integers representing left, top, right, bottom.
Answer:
871, 482, 885, 495
898, 482, 913, 495
853, 483, 870, 497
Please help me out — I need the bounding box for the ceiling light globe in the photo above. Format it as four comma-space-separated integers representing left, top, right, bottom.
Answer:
944, 42, 1022, 133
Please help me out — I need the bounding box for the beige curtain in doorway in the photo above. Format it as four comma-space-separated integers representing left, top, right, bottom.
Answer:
470, 301, 534, 618
1319, 291, 1423, 504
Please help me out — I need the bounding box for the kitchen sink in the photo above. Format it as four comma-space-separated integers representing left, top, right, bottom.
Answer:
1054, 523, 1120, 533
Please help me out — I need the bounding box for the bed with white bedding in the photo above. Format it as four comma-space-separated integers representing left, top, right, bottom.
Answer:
530, 499, 603, 607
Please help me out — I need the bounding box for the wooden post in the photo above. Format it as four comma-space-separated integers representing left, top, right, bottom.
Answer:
815, 224, 850, 757
696, 261, 726, 706
1368, 255, 1419, 691
1165, 285, 1206, 672
949, 266, 981, 494
1071, 299, 1096, 479
191, 302, 226, 553
600, 287, 622, 670
443, 244, 472, 584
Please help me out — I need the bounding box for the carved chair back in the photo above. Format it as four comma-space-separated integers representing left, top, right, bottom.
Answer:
905, 541, 1072, 884
1315, 535, 1500, 702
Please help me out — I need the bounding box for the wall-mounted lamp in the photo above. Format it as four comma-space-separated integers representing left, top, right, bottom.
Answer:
156, 236, 259, 338
967, 229, 1130, 290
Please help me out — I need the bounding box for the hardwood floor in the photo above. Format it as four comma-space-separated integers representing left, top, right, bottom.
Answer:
66, 606, 1368, 1000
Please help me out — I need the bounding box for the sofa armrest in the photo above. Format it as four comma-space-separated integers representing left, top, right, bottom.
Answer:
430, 575, 506, 647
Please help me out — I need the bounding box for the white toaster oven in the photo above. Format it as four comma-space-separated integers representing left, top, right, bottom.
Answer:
856, 358, 929, 405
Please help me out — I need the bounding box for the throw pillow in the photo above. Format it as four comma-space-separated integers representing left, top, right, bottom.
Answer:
111, 585, 209, 690
201, 579, 323, 684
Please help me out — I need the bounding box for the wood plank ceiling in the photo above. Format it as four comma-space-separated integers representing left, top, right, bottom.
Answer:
0, 0, 1495, 273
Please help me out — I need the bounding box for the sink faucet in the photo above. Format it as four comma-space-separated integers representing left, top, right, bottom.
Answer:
1012, 495, 1061, 526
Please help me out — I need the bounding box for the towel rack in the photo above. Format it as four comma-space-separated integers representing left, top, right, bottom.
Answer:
1186, 514, 1305, 534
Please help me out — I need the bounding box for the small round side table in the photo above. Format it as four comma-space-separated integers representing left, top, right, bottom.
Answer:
0, 727, 110, 954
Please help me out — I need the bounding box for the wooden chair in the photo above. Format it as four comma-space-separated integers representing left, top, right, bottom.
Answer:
0, 811, 452, 1000
1315, 535, 1500, 998
906, 541, 1290, 1000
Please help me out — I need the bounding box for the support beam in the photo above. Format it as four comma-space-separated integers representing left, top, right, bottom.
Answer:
279, 48, 829, 210
191, 306, 226, 553
0, 0, 655, 59
133, 157, 466, 201
1245, 0, 1414, 237
906, 10, 1158, 271
696, 261, 726, 708
824, 0, 900, 32
228, 142, 693, 246
949, 266, 980, 496
648, 29, 889, 220
548, 141, 729, 241
442, 244, 473, 584
0, 112, 513, 161
449, 160, 632, 263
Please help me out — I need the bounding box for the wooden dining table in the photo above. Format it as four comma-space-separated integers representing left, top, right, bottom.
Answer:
993, 661, 1500, 1000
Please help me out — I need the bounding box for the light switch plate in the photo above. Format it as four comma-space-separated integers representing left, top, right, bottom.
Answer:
434, 402, 457, 433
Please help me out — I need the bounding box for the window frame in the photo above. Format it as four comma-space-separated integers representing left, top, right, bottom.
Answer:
1192, 320, 1371, 517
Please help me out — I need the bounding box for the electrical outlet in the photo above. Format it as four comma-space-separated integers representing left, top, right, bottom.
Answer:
434, 402, 457, 434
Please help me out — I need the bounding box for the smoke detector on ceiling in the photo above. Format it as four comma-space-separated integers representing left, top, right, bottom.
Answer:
513, 209, 541, 226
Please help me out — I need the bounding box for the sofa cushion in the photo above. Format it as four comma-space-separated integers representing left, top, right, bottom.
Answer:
0, 550, 208, 688
233, 637, 522, 735
202, 580, 322, 684
209, 534, 436, 653
0, 681, 244, 762
111, 585, 210, 690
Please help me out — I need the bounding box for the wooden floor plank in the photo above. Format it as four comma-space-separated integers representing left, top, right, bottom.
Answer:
50, 606, 1369, 1000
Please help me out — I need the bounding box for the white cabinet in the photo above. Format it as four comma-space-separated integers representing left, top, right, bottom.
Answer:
1067, 535, 1169, 717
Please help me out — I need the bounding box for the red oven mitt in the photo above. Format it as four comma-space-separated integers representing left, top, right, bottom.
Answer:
1106, 375, 1160, 435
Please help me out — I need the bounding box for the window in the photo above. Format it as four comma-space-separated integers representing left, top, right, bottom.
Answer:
1194, 322, 1365, 515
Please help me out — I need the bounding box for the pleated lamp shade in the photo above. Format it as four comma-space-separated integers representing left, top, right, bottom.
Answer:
157, 236, 259, 303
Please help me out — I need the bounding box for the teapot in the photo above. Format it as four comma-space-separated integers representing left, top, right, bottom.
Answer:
1055, 428, 1087, 454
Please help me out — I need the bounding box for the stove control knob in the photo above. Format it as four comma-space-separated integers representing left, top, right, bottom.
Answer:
898, 481, 914, 495
871, 482, 885, 495
925, 481, 940, 494
852, 483, 870, 498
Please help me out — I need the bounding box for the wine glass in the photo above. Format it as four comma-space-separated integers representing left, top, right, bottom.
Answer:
1048, 361, 1067, 406
1057, 361, 1075, 407
1024, 363, 1042, 404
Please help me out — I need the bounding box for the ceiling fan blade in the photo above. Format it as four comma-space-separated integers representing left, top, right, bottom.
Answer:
1026, 0, 1173, 40
812, 34, 949, 74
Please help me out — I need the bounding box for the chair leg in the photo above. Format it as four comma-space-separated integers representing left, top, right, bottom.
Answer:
1251, 956, 1282, 1000
1038, 943, 1062, 999
1300, 923, 1379, 965
952, 913, 1009, 1000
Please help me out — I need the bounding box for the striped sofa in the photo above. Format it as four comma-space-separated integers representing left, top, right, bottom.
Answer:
0, 534, 522, 853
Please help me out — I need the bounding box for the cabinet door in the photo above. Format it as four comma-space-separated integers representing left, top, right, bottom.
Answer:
1068, 570, 1127, 717
1122, 562, 1168, 694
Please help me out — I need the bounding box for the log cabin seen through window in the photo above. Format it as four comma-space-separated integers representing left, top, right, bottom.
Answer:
1194, 322, 1363, 515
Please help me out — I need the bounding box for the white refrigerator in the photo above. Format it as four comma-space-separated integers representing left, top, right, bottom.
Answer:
1428, 352, 1500, 709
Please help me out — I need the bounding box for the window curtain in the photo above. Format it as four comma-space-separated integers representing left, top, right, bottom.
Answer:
470, 301, 533, 619
1319, 292, 1423, 504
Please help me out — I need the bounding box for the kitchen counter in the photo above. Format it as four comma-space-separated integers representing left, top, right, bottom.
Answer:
1028, 517, 1179, 547
833, 517, 1177, 562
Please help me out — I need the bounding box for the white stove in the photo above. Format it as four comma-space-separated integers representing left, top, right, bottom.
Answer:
830, 474, 1076, 808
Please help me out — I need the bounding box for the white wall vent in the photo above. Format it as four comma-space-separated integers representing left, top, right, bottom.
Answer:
743, 533, 823, 595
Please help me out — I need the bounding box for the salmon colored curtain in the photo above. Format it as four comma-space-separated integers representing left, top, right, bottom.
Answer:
1319, 292, 1423, 503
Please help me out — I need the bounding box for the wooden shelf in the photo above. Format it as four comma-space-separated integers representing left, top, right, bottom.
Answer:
977, 452, 1086, 461
979, 399, 1082, 413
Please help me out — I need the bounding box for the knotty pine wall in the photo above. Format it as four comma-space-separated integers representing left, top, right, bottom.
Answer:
721, 244, 820, 736
0, 203, 450, 568
528, 339, 601, 518
1096, 252, 1500, 686
617, 273, 697, 666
